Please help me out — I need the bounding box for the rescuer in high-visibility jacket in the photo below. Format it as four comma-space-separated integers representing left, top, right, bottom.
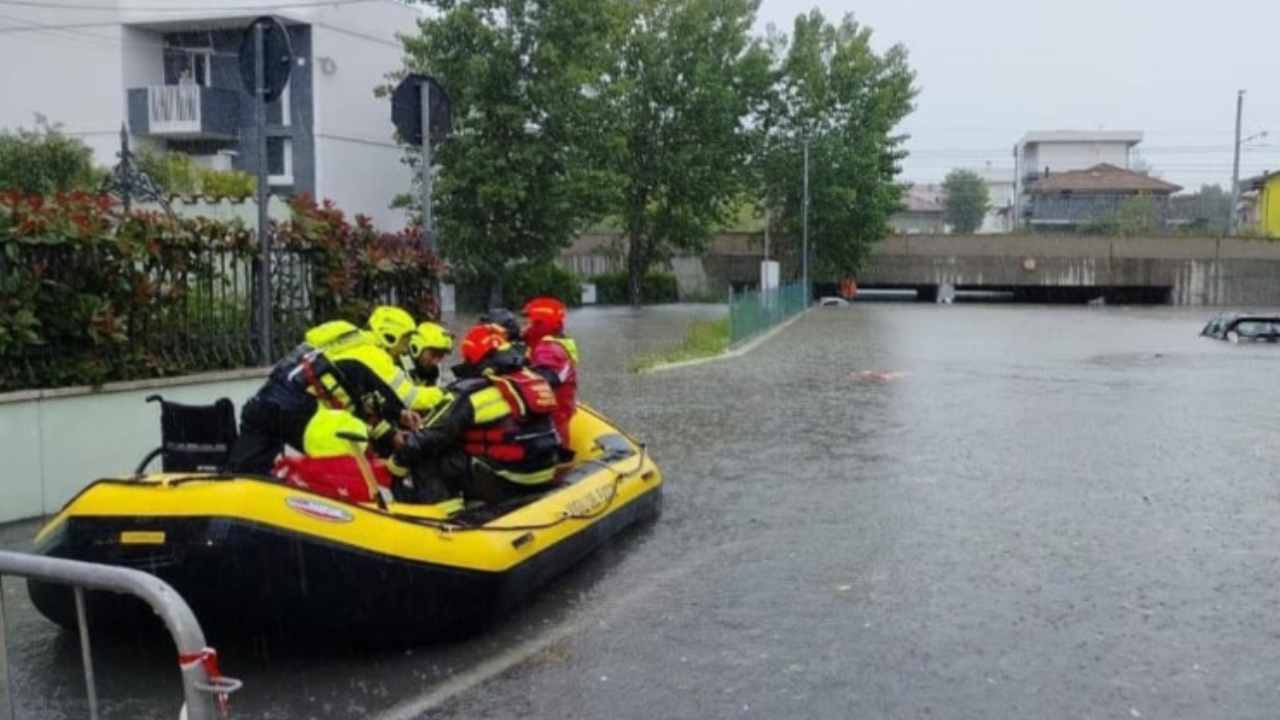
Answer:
387, 323, 562, 504
226, 306, 419, 474
520, 297, 579, 452
404, 321, 454, 414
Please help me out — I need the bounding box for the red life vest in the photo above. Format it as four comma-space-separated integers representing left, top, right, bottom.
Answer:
460, 369, 559, 470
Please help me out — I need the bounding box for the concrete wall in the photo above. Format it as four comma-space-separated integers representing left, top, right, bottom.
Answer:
0, 370, 267, 524
860, 235, 1280, 305
310, 5, 420, 230
0, 12, 128, 163
1031, 142, 1132, 173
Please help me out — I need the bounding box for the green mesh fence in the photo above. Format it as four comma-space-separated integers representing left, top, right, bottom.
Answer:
728, 281, 809, 346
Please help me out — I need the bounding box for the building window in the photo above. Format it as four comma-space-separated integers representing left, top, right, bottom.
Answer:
267, 137, 293, 186
164, 47, 212, 87
267, 79, 291, 127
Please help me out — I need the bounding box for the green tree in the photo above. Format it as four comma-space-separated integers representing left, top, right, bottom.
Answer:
942, 169, 990, 234
1170, 184, 1230, 235
398, 0, 617, 304
599, 0, 771, 305
0, 120, 100, 194
1113, 194, 1159, 237
758, 11, 916, 280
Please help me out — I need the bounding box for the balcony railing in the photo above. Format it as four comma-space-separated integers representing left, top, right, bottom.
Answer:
128, 85, 239, 140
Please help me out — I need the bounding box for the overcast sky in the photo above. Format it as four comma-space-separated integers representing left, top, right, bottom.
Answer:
756, 0, 1280, 192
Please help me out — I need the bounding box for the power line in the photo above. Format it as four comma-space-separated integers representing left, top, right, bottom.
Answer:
0, 11, 135, 52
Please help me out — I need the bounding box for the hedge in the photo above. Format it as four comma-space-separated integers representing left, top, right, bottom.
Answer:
591, 271, 678, 304
0, 192, 440, 392
502, 261, 582, 308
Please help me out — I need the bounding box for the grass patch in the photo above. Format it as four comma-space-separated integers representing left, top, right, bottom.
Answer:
630, 317, 730, 372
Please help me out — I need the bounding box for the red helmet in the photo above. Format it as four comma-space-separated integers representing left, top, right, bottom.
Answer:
522, 297, 566, 331
460, 323, 509, 365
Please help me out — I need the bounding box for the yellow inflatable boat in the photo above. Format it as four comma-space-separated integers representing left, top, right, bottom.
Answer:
28, 404, 661, 644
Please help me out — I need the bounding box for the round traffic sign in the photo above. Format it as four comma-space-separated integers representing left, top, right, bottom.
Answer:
391, 74, 452, 146
238, 16, 294, 102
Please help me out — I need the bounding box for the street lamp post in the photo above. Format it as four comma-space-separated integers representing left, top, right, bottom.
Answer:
802, 136, 809, 305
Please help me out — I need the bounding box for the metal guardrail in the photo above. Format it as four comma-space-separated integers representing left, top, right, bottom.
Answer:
0, 550, 240, 720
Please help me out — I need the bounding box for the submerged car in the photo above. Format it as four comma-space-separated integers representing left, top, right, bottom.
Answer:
1200, 312, 1280, 343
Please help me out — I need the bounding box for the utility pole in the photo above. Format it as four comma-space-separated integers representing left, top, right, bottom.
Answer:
802, 137, 809, 304
1229, 89, 1245, 236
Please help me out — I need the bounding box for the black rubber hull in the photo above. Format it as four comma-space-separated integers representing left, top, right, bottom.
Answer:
28, 486, 660, 646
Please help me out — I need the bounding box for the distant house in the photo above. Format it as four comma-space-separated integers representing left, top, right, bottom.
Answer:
969, 166, 1015, 234
1024, 163, 1182, 230
1240, 171, 1280, 238
891, 184, 947, 234
1013, 130, 1144, 228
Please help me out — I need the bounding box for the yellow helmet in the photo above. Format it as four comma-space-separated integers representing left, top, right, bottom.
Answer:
409, 322, 454, 358
304, 320, 362, 350
367, 306, 416, 352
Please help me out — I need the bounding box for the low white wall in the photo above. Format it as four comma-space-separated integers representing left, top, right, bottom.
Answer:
0, 369, 268, 524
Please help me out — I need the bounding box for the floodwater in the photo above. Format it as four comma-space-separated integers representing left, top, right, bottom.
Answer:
4, 303, 1280, 719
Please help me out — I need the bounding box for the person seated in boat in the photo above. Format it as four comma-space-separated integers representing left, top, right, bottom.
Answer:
480, 307, 526, 355
302, 306, 425, 418
405, 321, 454, 415
521, 297, 579, 452
227, 307, 421, 474
387, 323, 562, 505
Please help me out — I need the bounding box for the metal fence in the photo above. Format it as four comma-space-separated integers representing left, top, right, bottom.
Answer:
0, 550, 241, 720
1, 243, 312, 392
728, 281, 809, 346
1, 238, 429, 393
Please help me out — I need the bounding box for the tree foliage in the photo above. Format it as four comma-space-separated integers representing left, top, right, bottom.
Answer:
597, 0, 771, 305
758, 11, 916, 280
1170, 184, 1231, 235
136, 149, 255, 199
0, 121, 101, 195
942, 169, 990, 234
398, 0, 617, 303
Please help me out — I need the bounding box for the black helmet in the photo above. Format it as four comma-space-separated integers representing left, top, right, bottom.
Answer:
480, 308, 522, 343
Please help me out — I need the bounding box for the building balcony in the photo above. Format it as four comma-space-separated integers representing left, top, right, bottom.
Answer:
127, 85, 239, 141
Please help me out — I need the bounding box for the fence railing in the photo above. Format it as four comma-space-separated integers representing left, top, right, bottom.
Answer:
2, 244, 308, 392
728, 281, 809, 346
1, 239, 428, 393
149, 85, 202, 133
0, 550, 241, 720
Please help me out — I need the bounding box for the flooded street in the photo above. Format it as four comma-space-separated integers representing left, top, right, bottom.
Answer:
5, 303, 1280, 719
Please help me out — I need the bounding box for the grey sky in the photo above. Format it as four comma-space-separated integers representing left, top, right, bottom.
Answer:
757, 0, 1280, 191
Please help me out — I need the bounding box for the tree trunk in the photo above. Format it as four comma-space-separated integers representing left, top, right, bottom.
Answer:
627, 234, 645, 307
489, 271, 504, 309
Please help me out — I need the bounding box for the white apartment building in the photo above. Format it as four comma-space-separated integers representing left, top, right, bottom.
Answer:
0, 0, 421, 229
